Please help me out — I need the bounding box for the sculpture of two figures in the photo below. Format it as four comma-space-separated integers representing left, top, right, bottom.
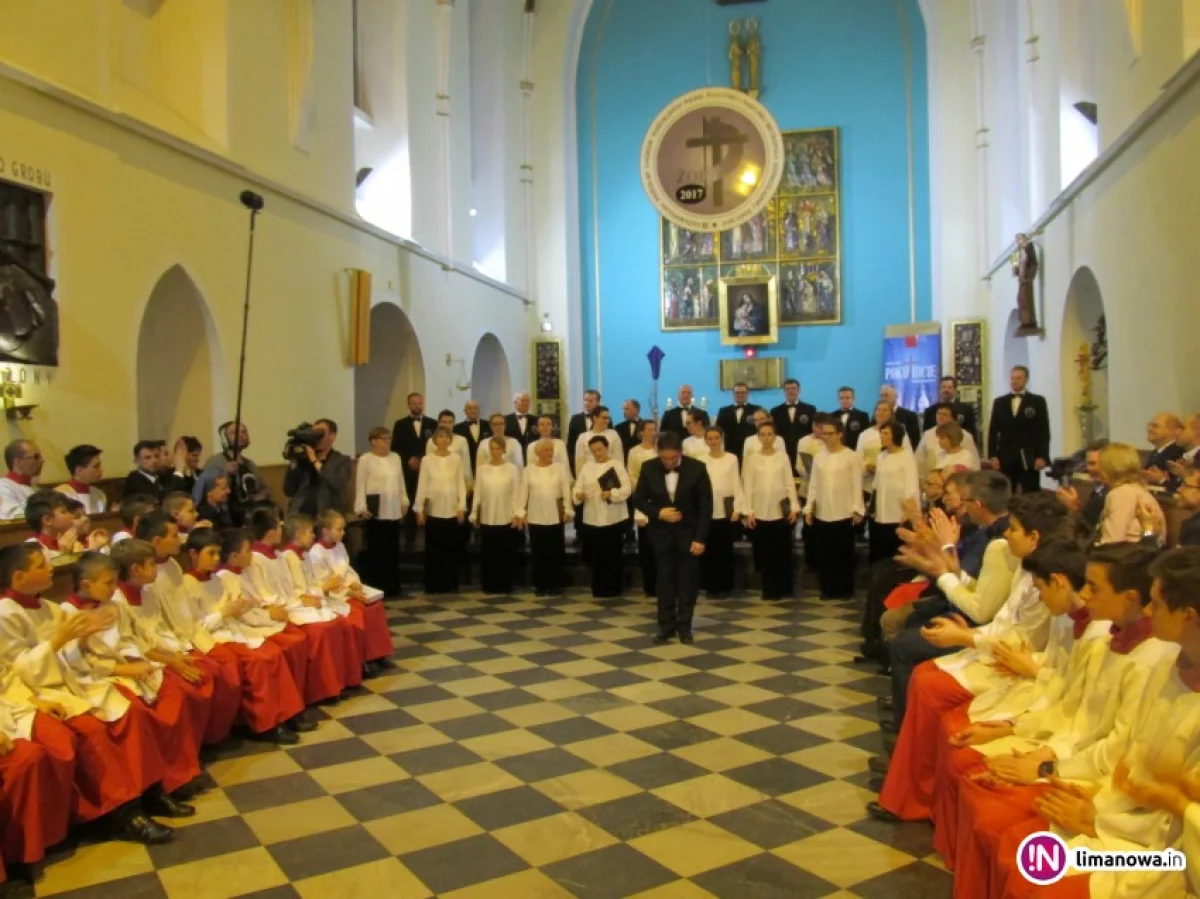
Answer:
728, 19, 762, 98
1010, 232, 1040, 336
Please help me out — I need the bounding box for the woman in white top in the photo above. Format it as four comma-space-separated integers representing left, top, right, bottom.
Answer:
916, 406, 979, 478
573, 406, 621, 476
740, 410, 772, 461
574, 435, 631, 597
415, 427, 468, 594
533, 415, 570, 469
626, 420, 660, 598
682, 414, 710, 459
933, 422, 980, 474
858, 400, 911, 494
701, 425, 744, 597
742, 421, 800, 600
869, 420, 919, 564
471, 437, 522, 595
476, 414, 524, 473
354, 426, 409, 596
806, 417, 865, 600
428, 411, 476, 490
517, 439, 575, 596
796, 413, 829, 576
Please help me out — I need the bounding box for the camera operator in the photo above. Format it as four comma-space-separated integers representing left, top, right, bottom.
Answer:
284, 418, 351, 516
195, 421, 271, 525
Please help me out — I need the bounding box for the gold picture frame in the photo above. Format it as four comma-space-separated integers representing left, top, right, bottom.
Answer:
719, 356, 786, 392
718, 274, 778, 346
531, 337, 566, 436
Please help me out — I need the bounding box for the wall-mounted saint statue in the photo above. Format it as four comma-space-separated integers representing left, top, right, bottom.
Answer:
1011, 232, 1040, 336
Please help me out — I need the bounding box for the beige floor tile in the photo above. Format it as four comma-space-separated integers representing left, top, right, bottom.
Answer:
798, 631, 859, 648
778, 779, 875, 826
803, 617, 859, 632
169, 788, 239, 829
723, 632, 787, 649
405, 697, 487, 723
157, 847, 289, 899
564, 733, 659, 766
522, 625, 575, 640
540, 613, 591, 626
498, 640, 558, 657
924, 853, 951, 872
547, 658, 616, 678
586, 627, 645, 642
360, 670, 430, 693
454, 624, 508, 638
441, 675, 516, 697
773, 828, 915, 887
698, 683, 779, 708
295, 857, 433, 899
533, 768, 642, 809
208, 749, 302, 787
733, 616, 790, 630
423, 637, 488, 654
470, 655, 537, 675
793, 685, 875, 711
244, 795, 359, 845
630, 820, 761, 877
686, 708, 777, 737
284, 718, 357, 747
799, 664, 874, 686
493, 810, 618, 866
361, 723, 452, 756
37, 841, 153, 896
309, 755, 410, 794
418, 761, 525, 801
628, 660, 701, 681
364, 804, 484, 855
418, 609, 470, 622
609, 680, 689, 704
323, 692, 403, 719
442, 868, 578, 899
565, 641, 627, 659
670, 737, 773, 772
787, 742, 873, 779
473, 612, 527, 624
523, 678, 599, 701
644, 642, 707, 661
402, 653, 461, 672
705, 663, 780, 683
796, 647, 858, 665
495, 701, 578, 728
460, 727, 557, 760
790, 713, 878, 741
587, 704, 676, 732
629, 882, 720, 899
652, 774, 766, 817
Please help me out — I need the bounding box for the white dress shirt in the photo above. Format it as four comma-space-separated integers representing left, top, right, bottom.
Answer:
742, 451, 799, 521
429, 434, 476, 488
471, 462, 521, 526
872, 448, 920, 524
0, 476, 35, 521
575, 429, 621, 473
475, 438, 523, 476
414, 452, 468, 518
354, 451, 409, 520
703, 452, 744, 519
574, 459, 631, 527
856, 426, 911, 492
808, 447, 866, 522
1011, 393, 1024, 417
517, 463, 575, 526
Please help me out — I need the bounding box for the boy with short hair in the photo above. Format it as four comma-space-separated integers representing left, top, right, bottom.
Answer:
162, 491, 208, 535
57, 444, 108, 514
196, 474, 233, 529
113, 495, 159, 545
24, 490, 80, 561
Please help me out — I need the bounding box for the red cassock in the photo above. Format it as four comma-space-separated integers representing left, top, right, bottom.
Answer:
189, 651, 240, 745
952, 775, 1048, 898
206, 641, 304, 734
879, 661, 974, 819
349, 598, 394, 663
337, 607, 365, 690
291, 619, 349, 704
929, 704, 977, 865
61, 702, 166, 823
1, 719, 74, 865
124, 672, 210, 794
992, 825, 1092, 898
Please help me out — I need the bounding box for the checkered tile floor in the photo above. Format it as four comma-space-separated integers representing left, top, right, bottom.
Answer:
34, 591, 952, 899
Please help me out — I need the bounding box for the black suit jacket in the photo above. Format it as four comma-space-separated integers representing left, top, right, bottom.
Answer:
832, 408, 871, 450
390, 416, 438, 483
503, 414, 538, 459
566, 412, 593, 476
659, 406, 696, 439
715, 404, 761, 458
1181, 511, 1200, 547
617, 418, 645, 459
769, 402, 817, 460
987, 393, 1051, 469
923, 402, 979, 443
453, 420, 485, 474
894, 406, 922, 448
632, 457, 713, 549
123, 470, 166, 501
1146, 443, 1185, 474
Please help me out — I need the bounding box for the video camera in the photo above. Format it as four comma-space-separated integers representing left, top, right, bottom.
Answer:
283, 422, 324, 462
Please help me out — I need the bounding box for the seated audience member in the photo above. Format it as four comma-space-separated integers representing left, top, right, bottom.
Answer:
57, 444, 108, 514
1143, 412, 1185, 486
63, 497, 109, 553
933, 422, 979, 474
166, 437, 204, 495
682, 410, 711, 459
0, 541, 180, 844
25, 491, 82, 561
917, 405, 979, 479
922, 469, 945, 512
1056, 439, 1109, 536
162, 492, 206, 536
1095, 442, 1166, 545
113, 495, 159, 545
1177, 466, 1200, 546
124, 441, 166, 501
426, 410, 475, 491
0, 440, 43, 521
354, 426, 408, 597
478, 414, 524, 473
196, 475, 233, 530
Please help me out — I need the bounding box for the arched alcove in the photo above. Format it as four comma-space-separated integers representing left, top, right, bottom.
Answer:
354, 302, 426, 453
137, 265, 223, 449
471, 333, 512, 419
1059, 266, 1108, 450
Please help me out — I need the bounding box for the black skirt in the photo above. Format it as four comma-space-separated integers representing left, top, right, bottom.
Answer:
701, 517, 736, 595
529, 523, 566, 595
589, 523, 624, 598
424, 516, 460, 594
480, 524, 517, 595
753, 518, 793, 599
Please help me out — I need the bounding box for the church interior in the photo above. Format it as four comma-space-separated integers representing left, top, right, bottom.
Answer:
0, 0, 1198, 896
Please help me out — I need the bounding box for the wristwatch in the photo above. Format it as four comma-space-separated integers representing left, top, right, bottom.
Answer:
1037, 760, 1056, 779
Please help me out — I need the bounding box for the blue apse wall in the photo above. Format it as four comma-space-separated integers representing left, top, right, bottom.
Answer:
577, 0, 931, 416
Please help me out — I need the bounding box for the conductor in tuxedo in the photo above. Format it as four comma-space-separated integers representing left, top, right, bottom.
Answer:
770, 378, 816, 461
453, 399, 484, 478
504, 392, 538, 460
922, 376, 978, 443
880, 384, 922, 448
659, 385, 698, 439
566, 389, 601, 477
833, 387, 871, 450
632, 432, 712, 645
716, 382, 761, 460
391, 391, 438, 543
618, 399, 646, 459
986, 365, 1051, 494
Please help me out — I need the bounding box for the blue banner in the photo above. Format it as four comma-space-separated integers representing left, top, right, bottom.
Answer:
883, 328, 942, 414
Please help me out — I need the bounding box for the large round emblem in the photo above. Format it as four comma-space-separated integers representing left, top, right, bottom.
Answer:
640, 87, 784, 232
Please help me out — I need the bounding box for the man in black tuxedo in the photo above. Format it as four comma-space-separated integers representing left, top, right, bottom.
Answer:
1143, 412, 1184, 487
659, 385, 698, 439
453, 399, 484, 478
715, 383, 760, 460
1056, 440, 1108, 535
770, 378, 816, 462
632, 432, 712, 645
504, 392, 538, 461
618, 399, 645, 459
124, 440, 168, 501
986, 366, 1051, 494
833, 387, 871, 450
566, 389, 601, 478
880, 384, 922, 448
922, 376, 978, 443
390, 392, 438, 544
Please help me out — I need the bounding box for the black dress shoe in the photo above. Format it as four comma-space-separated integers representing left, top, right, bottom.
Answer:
679, 629, 694, 645
120, 813, 174, 845
868, 755, 890, 776
879, 718, 898, 735
286, 716, 318, 733
867, 775, 885, 793
866, 801, 904, 823
144, 789, 196, 819
882, 732, 898, 756
653, 631, 676, 646
876, 695, 894, 712
264, 725, 300, 745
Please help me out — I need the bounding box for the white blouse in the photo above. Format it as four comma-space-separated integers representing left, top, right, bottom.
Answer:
626, 445, 657, 487
474, 438, 524, 475
415, 452, 468, 519
794, 434, 826, 498
471, 462, 521, 526
808, 447, 866, 522
872, 448, 920, 524
517, 463, 575, 526
574, 459, 631, 527
683, 436, 708, 459
428, 434, 476, 489
703, 452, 744, 520
354, 451, 410, 520
574, 429, 621, 473
916, 428, 980, 478
742, 451, 799, 522
529, 438, 570, 470
856, 426, 911, 492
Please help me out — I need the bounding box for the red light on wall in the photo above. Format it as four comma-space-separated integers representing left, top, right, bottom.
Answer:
743, 347, 757, 359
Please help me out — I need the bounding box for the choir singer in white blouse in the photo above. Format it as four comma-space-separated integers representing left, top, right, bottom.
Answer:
471, 438, 522, 595
415, 427, 468, 595
701, 426, 743, 597
742, 421, 799, 600
517, 440, 575, 596
806, 418, 865, 600
533, 415, 571, 469
869, 421, 919, 565
627, 420, 660, 598
574, 435, 631, 597
354, 426, 410, 596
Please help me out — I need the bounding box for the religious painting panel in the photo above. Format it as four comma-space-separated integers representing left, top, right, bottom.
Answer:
778, 261, 840, 325
778, 129, 839, 196
778, 194, 838, 260
718, 199, 776, 264
661, 264, 720, 331
661, 219, 717, 267
951, 318, 987, 443
718, 274, 778, 346
531, 337, 565, 436
719, 356, 785, 392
